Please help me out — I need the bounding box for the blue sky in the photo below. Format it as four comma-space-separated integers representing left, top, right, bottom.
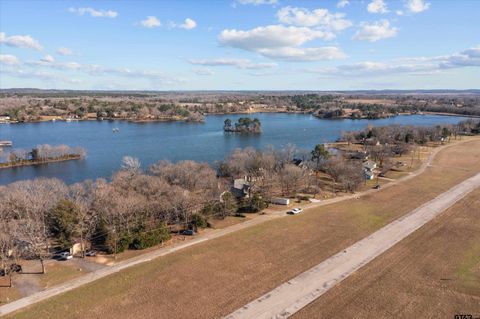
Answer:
0, 0, 479, 90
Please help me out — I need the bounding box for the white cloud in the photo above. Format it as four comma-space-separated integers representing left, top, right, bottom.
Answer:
68, 7, 118, 18
219, 25, 334, 51
57, 47, 74, 56
257, 47, 347, 61
337, 0, 350, 8
14, 55, 182, 85
353, 20, 397, 42
277, 6, 352, 31
179, 18, 197, 30
218, 24, 347, 62
236, 0, 278, 5
0, 54, 20, 65
0, 32, 43, 50
438, 46, 480, 69
167, 18, 197, 30
189, 57, 277, 70
248, 70, 279, 77
40, 54, 55, 63
4, 69, 57, 80
367, 0, 388, 13
2, 68, 82, 83
396, 10, 404, 16
192, 68, 214, 76
405, 0, 431, 13
139, 16, 161, 28
305, 46, 480, 77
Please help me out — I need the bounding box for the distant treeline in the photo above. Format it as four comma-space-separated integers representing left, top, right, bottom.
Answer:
286, 94, 480, 117
341, 119, 480, 146
1, 92, 479, 124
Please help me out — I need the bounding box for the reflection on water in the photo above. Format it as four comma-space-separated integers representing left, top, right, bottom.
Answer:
0, 113, 468, 185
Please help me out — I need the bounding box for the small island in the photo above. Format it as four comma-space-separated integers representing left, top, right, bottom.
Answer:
0, 144, 86, 169
224, 117, 262, 133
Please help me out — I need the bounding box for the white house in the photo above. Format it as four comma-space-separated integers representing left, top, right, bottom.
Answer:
363, 160, 377, 171
363, 160, 377, 180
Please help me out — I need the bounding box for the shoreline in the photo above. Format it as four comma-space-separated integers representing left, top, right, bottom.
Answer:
0, 155, 83, 170
420, 111, 480, 118
0, 110, 474, 125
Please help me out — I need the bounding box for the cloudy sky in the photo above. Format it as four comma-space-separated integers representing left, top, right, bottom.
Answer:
0, 0, 479, 90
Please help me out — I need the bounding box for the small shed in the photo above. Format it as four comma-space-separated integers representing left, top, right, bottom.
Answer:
270, 198, 290, 205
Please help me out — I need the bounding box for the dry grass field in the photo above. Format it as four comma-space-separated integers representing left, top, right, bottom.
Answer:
6, 137, 480, 319
0, 285, 21, 305
37, 263, 84, 289
294, 187, 480, 319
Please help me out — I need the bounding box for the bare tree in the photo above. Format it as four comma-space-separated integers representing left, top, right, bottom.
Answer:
68, 181, 98, 257
278, 164, 305, 197
0, 220, 15, 287
325, 157, 364, 193
121, 156, 141, 173
2, 179, 67, 272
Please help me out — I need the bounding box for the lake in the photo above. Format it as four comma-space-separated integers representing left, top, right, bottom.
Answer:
0, 113, 468, 185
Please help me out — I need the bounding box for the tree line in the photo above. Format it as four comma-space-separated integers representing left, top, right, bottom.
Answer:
0, 143, 363, 272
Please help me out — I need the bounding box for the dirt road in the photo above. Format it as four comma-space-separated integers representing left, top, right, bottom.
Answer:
225, 172, 480, 319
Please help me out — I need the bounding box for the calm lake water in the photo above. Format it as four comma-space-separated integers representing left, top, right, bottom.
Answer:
0, 113, 468, 185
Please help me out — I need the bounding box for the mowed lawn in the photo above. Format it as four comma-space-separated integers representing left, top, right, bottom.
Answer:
7, 138, 480, 319
294, 188, 480, 319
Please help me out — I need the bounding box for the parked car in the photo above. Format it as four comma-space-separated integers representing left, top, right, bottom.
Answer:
57, 251, 73, 261
180, 229, 195, 236
53, 250, 68, 259
287, 208, 303, 215
10, 263, 22, 273
85, 250, 96, 257
0, 264, 21, 276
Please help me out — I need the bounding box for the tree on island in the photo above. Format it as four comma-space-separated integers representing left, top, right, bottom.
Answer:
223, 117, 261, 133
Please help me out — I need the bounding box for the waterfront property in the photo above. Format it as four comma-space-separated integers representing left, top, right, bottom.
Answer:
0, 113, 469, 185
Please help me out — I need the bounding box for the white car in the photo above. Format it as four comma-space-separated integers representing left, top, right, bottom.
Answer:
287, 208, 303, 215
57, 251, 73, 261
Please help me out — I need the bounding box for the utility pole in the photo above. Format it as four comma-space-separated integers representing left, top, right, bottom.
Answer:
410, 146, 415, 168
113, 226, 117, 261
